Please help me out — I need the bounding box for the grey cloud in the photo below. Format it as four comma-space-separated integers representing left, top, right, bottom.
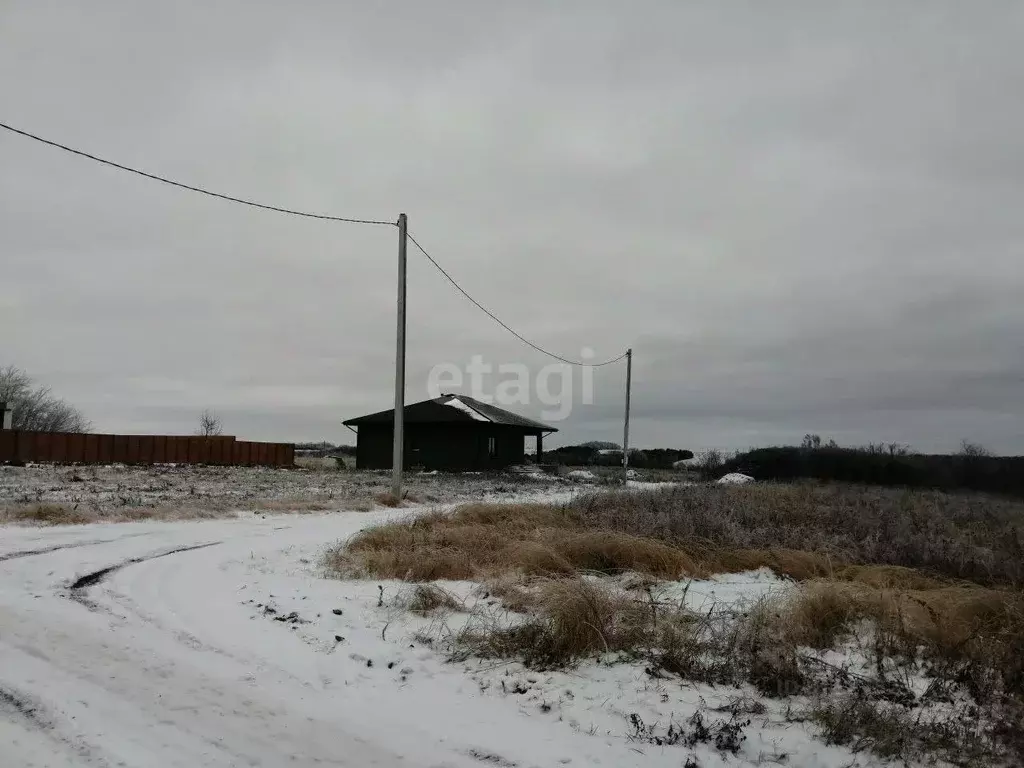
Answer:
1, 2, 1022, 452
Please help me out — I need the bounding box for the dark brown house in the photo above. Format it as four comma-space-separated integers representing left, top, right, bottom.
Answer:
343, 394, 558, 471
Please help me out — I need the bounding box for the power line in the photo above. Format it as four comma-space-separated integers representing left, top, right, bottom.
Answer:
407, 231, 629, 367
0, 121, 396, 226
0, 119, 628, 368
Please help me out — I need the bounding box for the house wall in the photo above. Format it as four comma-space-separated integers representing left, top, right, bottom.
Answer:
355, 424, 528, 470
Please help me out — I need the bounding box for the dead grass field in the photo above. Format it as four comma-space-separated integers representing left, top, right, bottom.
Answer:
324, 484, 1024, 765
569, 482, 1024, 587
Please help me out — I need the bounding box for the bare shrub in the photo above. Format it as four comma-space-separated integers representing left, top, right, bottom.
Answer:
812, 693, 931, 760
810, 691, 998, 764
694, 449, 723, 480
196, 409, 223, 437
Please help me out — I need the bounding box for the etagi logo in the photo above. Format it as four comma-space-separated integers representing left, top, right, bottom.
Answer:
425, 349, 597, 421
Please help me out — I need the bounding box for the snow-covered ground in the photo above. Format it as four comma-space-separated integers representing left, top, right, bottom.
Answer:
0, 464, 599, 522
0, 493, 895, 768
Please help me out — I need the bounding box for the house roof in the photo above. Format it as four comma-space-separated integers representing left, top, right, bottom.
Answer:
343, 394, 558, 432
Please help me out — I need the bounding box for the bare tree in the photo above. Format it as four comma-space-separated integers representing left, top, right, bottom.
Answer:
0, 365, 91, 432
695, 448, 723, 480
801, 433, 822, 450
958, 439, 991, 458
197, 410, 223, 437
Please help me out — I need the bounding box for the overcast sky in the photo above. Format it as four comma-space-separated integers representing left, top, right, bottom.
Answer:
2, 2, 1022, 453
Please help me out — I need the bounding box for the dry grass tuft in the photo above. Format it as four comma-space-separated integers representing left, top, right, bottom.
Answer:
711, 547, 835, 581
327, 502, 701, 582
482, 575, 537, 613
781, 581, 870, 648
832, 564, 952, 590
250, 499, 337, 512
406, 584, 462, 615
773, 579, 1024, 705
1, 503, 93, 525
783, 580, 1023, 649
454, 578, 646, 667
550, 531, 698, 578
374, 492, 402, 508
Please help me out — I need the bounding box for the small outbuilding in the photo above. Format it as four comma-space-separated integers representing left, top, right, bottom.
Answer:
343, 394, 558, 471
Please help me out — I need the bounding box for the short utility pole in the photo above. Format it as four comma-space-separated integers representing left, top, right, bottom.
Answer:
622, 348, 633, 483
391, 213, 408, 499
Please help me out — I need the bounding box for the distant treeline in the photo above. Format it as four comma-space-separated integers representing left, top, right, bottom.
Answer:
721, 441, 1024, 498
542, 445, 694, 469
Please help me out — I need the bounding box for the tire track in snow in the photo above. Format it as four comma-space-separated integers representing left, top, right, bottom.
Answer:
67, 542, 222, 608
0, 532, 152, 563
0, 684, 47, 726
0, 683, 111, 766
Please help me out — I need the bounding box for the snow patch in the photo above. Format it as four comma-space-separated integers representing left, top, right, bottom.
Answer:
717, 473, 755, 485
566, 470, 596, 481
443, 397, 491, 422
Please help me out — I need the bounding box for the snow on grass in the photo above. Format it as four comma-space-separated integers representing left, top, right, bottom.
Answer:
648, 567, 790, 613
276, 557, 867, 766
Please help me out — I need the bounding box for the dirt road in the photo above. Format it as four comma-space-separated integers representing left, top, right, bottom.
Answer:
1, 512, 641, 768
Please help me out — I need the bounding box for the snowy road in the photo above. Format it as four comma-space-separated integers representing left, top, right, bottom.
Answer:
0, 511, 698, 768
1, 510, 872, 768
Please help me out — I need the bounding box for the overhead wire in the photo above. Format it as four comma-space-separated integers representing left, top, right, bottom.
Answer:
0, 119, 628, 366
0, 121, 396, 226
407, 232, 629, 367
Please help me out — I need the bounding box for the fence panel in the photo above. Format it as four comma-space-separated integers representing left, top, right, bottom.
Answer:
32, 432, 52, 462
152, 435, 166, 463
112, 435, 128, 463
98, 434, 114, 463
139, 436, 154, 464
51, 432, 69, 463
0, 430, 292, 467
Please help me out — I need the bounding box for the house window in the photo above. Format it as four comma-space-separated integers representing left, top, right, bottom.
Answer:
488, 437, 497, 458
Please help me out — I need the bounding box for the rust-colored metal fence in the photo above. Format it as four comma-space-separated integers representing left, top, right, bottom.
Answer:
0, 431, 294, 467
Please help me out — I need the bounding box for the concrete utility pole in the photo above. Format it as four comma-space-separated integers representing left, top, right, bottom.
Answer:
622, 348, 632, 482
391, 213, 408, 499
